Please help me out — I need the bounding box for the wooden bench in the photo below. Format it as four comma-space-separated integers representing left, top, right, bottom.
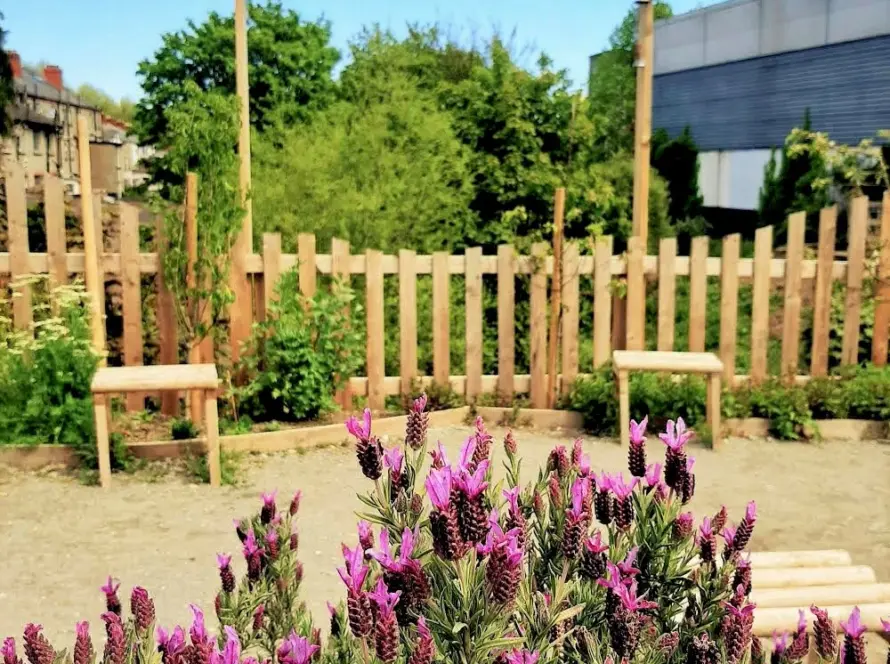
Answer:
748, 549, 890, 637
612, 350, 724, 448
91, 364, 221, 488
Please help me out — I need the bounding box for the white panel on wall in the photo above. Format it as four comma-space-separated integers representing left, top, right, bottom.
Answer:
699, 152, 720, 207
727, 149, 774, 210
827, 0, 890, 44
718, 153, 733, 208
704, 2, 761, 65
654, 15, 706, 74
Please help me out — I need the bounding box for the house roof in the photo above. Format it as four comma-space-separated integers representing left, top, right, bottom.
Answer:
14, 69, 97, 109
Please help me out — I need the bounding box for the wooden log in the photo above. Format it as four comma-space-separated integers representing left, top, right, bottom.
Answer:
748, 550, 853, 568
561, 241, 580, 395
657, 236, 677, 351
811, 207, 837, 376
719, 233, 740, 382
751, 584, 890, 609
751, 225, 773, 381
754, 604, 890, 637
688, 236, 708, 352
530, 242, 548, 408
432, 251, 450, 387
781, 212, 805, 380
752, 566, 876, 590
399, 249, 417, 396
593, 236, 613, 367
465, 246, 483, 400
497, 245, 516, 403
842, 196, 868, 366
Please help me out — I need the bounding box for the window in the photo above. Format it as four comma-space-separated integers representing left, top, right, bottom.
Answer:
33, 131, 42, 154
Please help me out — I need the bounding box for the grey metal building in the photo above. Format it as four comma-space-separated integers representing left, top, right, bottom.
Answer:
650, 0, 890, 210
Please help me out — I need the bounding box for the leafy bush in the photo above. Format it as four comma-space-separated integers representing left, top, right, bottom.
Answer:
171, 418, 199, 440
236, 271, 364, 422
184, 448, 242, 487
0, 278, 114, 468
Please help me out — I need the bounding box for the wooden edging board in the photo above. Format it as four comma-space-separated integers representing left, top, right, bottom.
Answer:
724, 418, 887, 441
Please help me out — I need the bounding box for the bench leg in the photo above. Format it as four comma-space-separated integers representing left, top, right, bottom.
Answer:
205, 389, 221, 488
708, 373, 721, 449
617, 370, 630, 447
93, 394, 112, 489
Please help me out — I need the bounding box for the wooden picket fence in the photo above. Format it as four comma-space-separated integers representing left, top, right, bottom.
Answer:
3, 169, 890, 415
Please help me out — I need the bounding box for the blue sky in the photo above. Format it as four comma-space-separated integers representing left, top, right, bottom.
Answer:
4, 0, 710, 101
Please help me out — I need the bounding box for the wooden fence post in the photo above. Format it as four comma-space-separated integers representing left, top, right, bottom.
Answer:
688, 236, 708, 352
432, 252, 450, 388
298, 233, 317, 299
331, 238, 352, 409
750, 225, 773, 382
399, 249, 418, 397
156, 214, 179, 415
657, 236, 676, 351
811, 207, 837, 376
465, 247, 483, 401
529, 242, 548, 408
185, 173, 203, 423
872, 193, 890, 366
842, 197, 868, 366
4, 164, 31, 331
561, 241, 580, 395
365, 248, 385, 411
120, 203, 145, 411
781, 212, 805, 380
262, 233, 282, 310
546, 188, 565, 407
497, 245, 515, 402
719, 233, 740, 383
44, 174, 67, 286
593, 235, 613, 368
625, 236, 645, 351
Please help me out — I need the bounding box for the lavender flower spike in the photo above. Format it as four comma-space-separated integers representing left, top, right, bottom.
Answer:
841, 607, 866, 639
220, 627, 241, 664
346, 409, 372, 442
337, 544, 369, 594
505, 650, 540, 664
425, 467, 452, 511
2, 638, 17, 664
659, 417, 694, 450
277, 630, 319, 664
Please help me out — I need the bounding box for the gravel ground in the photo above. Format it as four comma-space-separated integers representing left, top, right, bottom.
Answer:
1, 426, 888, 656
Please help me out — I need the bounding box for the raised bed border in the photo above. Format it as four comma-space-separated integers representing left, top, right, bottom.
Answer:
0, 411, 884, 472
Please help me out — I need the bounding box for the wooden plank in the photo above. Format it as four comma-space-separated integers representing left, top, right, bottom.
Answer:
611, 291, 626, 352
749, 550, 852, 568
719, 233, 741, 382
561, 242, 580, 394
842, 196, 868, 366
497, 245, 515, 402
93, 395, 111, 489
4, 164, 31, 330
593, 236, 613, 367
156, 215, 180, 415
751, 226, 773, 382
43, 174, 67, 285
657, 236, 677, 351
398, 249, 417, 396
432, 251, 450, 386
529, 242, 548, 408
688, 236, 708, 352
263, 233, 282, 310
92, 364, 219, 393
872, 193, 890, 366
365, 249, 385, 411
185, 174, 202, 423
811, 207, 838, 376
465, 246, 483, 400
612, 350, 724, 373
331, 238, 352, 409
77, 117, 106, 357
298, 233, 317, 298
781, 212, 806, 380
625, 235, 645, 351
546, 188, 565, 407
205, 391, 221, 488
120, 204, 145, 411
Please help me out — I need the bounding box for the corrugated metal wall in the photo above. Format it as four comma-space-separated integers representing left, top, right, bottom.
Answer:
652, 34, 890, 151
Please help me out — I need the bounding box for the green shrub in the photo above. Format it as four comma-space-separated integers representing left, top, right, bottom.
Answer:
0, 278, 118, 468
236, 271, 364, 422
171, 417, 199, 440
804, 376, 848, 419
184, 448, 241, 486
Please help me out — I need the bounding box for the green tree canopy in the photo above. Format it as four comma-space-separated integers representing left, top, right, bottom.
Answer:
652, 126, 704, 222
75, 84, 135, 123
133, 0, 339, 146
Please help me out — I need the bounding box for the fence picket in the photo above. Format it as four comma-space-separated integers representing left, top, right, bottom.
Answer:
365, 249, 385, 410
465, 247, 483, 400
781, 213, 806, 380
751, 225, 773, 382
811, 207, 838, 376
399, 249, 417, 396
561, 241, 580, 394
497, 245, 515, 401
688, 236, 708, 352
156, 215, 179, 415
4, 165, 31, 330
44, 174, 67, 285
263, 233, 282, 310
331, 238, 352, 408
719, 233, 740, 382
530, 242, 548, 408
626, 236, 645, 351
298, 233, 317, 298
120, 204, 144, 411
657, 237, 677, 351
872, 193, 890, 366
593, 236, 613, 367
432, 251, 450, 386
842, 197, 868, 366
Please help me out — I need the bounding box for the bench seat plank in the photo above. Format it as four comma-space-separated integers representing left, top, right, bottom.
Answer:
613, 350, 724, 374
91, 364, 219, 393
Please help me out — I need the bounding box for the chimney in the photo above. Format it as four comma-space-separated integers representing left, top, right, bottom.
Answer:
8, 51, 21, 79
42, 65, 63, 91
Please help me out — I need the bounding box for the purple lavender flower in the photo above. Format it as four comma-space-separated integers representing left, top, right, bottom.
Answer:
288, 489, 302, 516
659, 418, 692, 491
841, 607, 867, 664
628, 417, 648, 478
772, 631, 790, 659
2, 638, 19, 664
131, 586, 156, 633
502, 487, 526, 548
455, 460, 490, 543
733, 501, 757, 553
617, 548, 641, 578
610, 474, 638, 530
548, 445, 570, 478
101, 576, 122, 615
594, 473, 615, 525
407, 617, 435, 664
73, 623, 91, 664
644, 462, 662, 488
721, 602, 756, 664
156, 626, 186, 664
358, 521, 374, 553
277, 630, 319, 664
346, 409, 372, 442
217, 554, 235, 593
406, 395, 429, 450
243, 530, 263, 582
681, 456, 696, 503
472, 417, 493, 466
337, 544, 369, 594
429, 442, 448, 469
580, 531, 609, 580
260, 490, 277, 524
615, 580, 658, 612
457, 436, 478, 472
264, 529, 279, 560
672, 512, 694, 540
384, 447, 405, 487
425, 467, 452, 511
562, 478, 589, 558
100, 615, 124, 664
505, 650, 539, 664
697, 517, 717, 563
786, 610, 810, 660
503, 430, 518, 455
369, 579, 401, 663
189, 604, 209, 645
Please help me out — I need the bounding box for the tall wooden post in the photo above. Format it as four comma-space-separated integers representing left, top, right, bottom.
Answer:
185, 173, 203, 424
632, 0, 654, 248
546, 187, 565, 408
230, 0, 253, 364
77, 115, 106, 361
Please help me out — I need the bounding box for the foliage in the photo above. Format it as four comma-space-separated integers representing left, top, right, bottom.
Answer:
758, 110, 830, 237
0, 278, 122, 468
75, 84, 135, 123
806, 365, 890, 421
134, 0, 338, 147
171, 418, 199, 440
0, 14, 13, 138
158, 81, 244, 351
185, 448, 242, 486
726, 380, 814, 441
651, 126, 703, 223
235, 272, 364, 422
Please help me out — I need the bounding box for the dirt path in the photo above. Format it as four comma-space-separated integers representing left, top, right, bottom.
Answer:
1, 426, 888, 654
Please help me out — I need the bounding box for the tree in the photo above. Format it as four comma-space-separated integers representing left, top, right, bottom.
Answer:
0, 14, 14, 137
587, 2, 673, 158
133, 1, 339, 146
651, 126, 704, 221
75, 84, 135, 123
